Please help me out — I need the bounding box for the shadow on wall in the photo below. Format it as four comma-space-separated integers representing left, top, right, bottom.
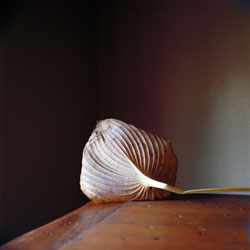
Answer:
1, 0, 98, 244
99, 0, 250, 190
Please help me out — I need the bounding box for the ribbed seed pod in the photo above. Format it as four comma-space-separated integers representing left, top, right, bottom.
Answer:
80, 119, 178, 202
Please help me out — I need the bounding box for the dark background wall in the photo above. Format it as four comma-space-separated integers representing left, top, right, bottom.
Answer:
99, 0, 250, 193
0, 0, 98, 244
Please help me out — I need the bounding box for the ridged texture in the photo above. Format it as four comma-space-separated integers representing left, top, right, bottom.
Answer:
80, 119, 178, 202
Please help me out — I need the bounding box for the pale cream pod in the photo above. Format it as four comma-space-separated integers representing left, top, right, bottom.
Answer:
80, 119, 250, 202
80, 119, 178, 202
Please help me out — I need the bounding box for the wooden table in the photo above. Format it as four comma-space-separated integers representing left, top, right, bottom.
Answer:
1, 194, 250, 250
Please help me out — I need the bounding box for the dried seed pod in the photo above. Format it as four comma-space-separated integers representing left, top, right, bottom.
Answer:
80, 119, 178, 202
80, 119, 250, 202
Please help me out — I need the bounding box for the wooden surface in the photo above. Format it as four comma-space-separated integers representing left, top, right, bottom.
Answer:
1, 194, 250, 250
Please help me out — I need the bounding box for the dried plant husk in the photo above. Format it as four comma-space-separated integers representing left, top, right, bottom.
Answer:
80, 119, 178, 202
80, 119, 250, 202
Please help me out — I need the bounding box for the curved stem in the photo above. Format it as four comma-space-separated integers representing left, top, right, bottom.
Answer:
163, 184, 250, 195
133, 161, 250, 195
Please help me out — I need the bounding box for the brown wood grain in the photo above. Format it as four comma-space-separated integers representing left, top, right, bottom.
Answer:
1, 194, 250, 250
